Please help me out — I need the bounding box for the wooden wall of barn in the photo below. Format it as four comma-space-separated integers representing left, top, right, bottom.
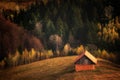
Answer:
75, 64, 95, 71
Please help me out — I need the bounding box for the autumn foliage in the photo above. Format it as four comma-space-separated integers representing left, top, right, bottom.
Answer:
0, 0, 120, 68
0, 15, 43, 61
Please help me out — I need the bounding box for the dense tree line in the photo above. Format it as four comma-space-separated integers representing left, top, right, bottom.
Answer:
0, 15, 43, 60
1, 0, 120, 62
2, 0, 101, 46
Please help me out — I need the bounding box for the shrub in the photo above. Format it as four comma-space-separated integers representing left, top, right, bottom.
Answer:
76, 45, 84, 55
101, 49, 110, 59
21, 49, 29, 64
36, 51, 41, 60
40, 51, 46, 59
12, 50, 21, 66
63, 43, 71, 56
91, 49, 101, 58
92, 49, 116, 62
36, 50, 47, 60
56, 50, 60, 56
29, 48, 37, 62
46, 50, 53, 58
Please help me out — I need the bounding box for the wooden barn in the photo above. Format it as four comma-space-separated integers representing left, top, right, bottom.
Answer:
74, 50, 97, 71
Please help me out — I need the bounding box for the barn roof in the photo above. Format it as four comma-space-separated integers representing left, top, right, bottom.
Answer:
74, 50, 97, 64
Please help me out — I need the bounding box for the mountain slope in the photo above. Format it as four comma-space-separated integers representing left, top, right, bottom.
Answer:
0, 56, 120, 80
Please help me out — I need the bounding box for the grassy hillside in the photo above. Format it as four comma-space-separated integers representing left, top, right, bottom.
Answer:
0, 56, 120, 80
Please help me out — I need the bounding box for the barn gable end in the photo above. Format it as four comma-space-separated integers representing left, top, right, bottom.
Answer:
75, 56, 94, 65
74, 50, 97, 71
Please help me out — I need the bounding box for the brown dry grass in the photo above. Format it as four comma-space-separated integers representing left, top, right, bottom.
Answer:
0, 56, 120, 80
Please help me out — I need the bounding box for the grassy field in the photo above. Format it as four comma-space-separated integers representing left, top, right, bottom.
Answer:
0, 56, 120, 80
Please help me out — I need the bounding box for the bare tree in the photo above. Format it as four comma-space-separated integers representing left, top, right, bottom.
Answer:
49, 34, 62, 55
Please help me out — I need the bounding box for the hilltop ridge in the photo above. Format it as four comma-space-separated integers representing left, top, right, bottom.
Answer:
0, 56, 120, 80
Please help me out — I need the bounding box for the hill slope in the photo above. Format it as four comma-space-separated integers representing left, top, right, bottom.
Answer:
0, 56, 120, 80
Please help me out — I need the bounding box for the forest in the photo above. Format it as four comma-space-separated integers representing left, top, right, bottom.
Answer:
0, 0, 120, 67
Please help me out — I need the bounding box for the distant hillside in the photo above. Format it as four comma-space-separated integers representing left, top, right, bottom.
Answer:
0, 15, 43, 60
0, 56, 120, 80
1, 0, 120, 51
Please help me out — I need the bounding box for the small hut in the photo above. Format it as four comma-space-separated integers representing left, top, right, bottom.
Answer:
74, 50, 97, 71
